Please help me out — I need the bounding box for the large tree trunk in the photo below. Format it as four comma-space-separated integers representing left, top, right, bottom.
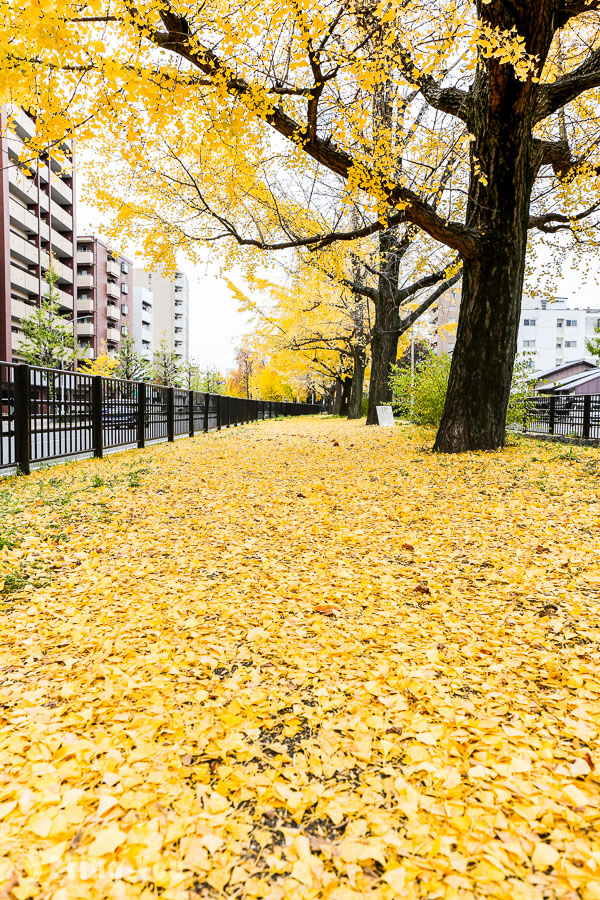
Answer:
348, 346, 366, 419
339, 375, 352, 416
434, 6, 554, 452
366, 228, 402, 425
332, 377, 344, 415
366, 297, 398, 424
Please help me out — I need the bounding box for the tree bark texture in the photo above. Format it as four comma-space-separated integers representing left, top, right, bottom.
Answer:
366, 228, 402, 425
434, 2, 557, 452
339, 376, 352, 416
348, 346, 366, 419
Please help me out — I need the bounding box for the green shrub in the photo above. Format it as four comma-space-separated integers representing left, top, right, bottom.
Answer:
389, 350, 451, 426
389, 349, 534, 427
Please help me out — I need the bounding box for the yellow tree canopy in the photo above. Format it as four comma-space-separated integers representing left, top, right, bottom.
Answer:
1, 0, 598, 269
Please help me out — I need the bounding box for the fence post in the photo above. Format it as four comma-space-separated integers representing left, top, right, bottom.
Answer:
204, 393, 210, 432
217, 395, 222, 431
583, 394, 591, 439
138, 382, 146, 449
226, 395, 231, 428
167, 387, 175, 442
14, 363, 31, 475
92, 375, 104, 459
549, 396, 556, 435
189, 390, 195, 437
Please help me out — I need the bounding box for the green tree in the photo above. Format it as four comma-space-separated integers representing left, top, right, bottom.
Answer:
20, 266, 80, 370
115, 335, 151, 382
194, 367, 225, 394
153, 339, 182, 386
390, 350, 534, 428
586, 325, 600, 365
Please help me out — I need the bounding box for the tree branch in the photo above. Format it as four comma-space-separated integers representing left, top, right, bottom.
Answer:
556, 0, 600, 27
395, 259, 460, 305
393, 48, 471, 121
151, 8, 480, 259
535, 46, 600, 122
396, 269, 462, 335
529, 200, 600, 233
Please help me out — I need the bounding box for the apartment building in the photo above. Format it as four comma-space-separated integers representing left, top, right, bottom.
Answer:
518, 297, 600, 373
0, 107, 76, 361
75, 236, 133, 359
132, 285, 153, 360
133, 268, 189, 362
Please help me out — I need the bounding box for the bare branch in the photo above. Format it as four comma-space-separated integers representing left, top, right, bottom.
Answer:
556, 0, 600, 28
396, 269, 462, 334
151, 7, 480, 259
535, 46, 600, 122
529, 200, 600, 233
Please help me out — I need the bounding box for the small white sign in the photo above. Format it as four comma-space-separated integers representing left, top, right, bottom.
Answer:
376, 405, 395, 427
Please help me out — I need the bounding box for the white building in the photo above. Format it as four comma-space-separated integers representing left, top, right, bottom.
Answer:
517, 297, 600, 374
133, 268, 189, 362
131, 285, 153, 360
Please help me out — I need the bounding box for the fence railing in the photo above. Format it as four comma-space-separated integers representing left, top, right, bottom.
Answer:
1, 362, 323, 474
518, 394, 600, 440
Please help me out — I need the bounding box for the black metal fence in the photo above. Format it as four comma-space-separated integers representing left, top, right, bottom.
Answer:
518, 394, 600, 440
2, 362, 323, 475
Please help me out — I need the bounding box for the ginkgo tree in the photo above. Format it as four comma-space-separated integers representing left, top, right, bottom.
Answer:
3, 0, 600, 449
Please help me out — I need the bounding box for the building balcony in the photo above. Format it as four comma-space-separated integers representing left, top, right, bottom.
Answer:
106, 282, 119, 300
47, 287, 74, 311
49, 232, 73, 260
11, 298, 35, 323
49, 200, 73, 232
77, 251, 94, 266
106, 326, 120, 342
107, 303, 120, 321
10, 233, 40, 267
10, 265, 39, 296
106, 259, 119, 278
77, 322, 94, 337
50, 179, 73, 206
77, 273, 94, 289
8, 167, 38, 206
77, 297, 94, 315
9, 198, 39, 236
42, 253, 73, 285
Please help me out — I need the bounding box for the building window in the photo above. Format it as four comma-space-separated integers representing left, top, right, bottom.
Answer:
523, 340, 536, 348
121, 303, 128, 314
565, 340, 577, 347
121, 325, 128, 334
566, 319, 578, 327
557, 319, 564, 327
523, 318, 536, 326
556, 341, 563, 349
121, 283, 129, 294
121, 261, 129, 274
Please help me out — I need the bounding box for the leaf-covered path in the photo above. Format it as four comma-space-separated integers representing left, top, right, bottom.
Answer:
1, 418, 600, 899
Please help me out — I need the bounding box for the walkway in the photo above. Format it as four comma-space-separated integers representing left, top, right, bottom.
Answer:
1, 418, 600, 898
